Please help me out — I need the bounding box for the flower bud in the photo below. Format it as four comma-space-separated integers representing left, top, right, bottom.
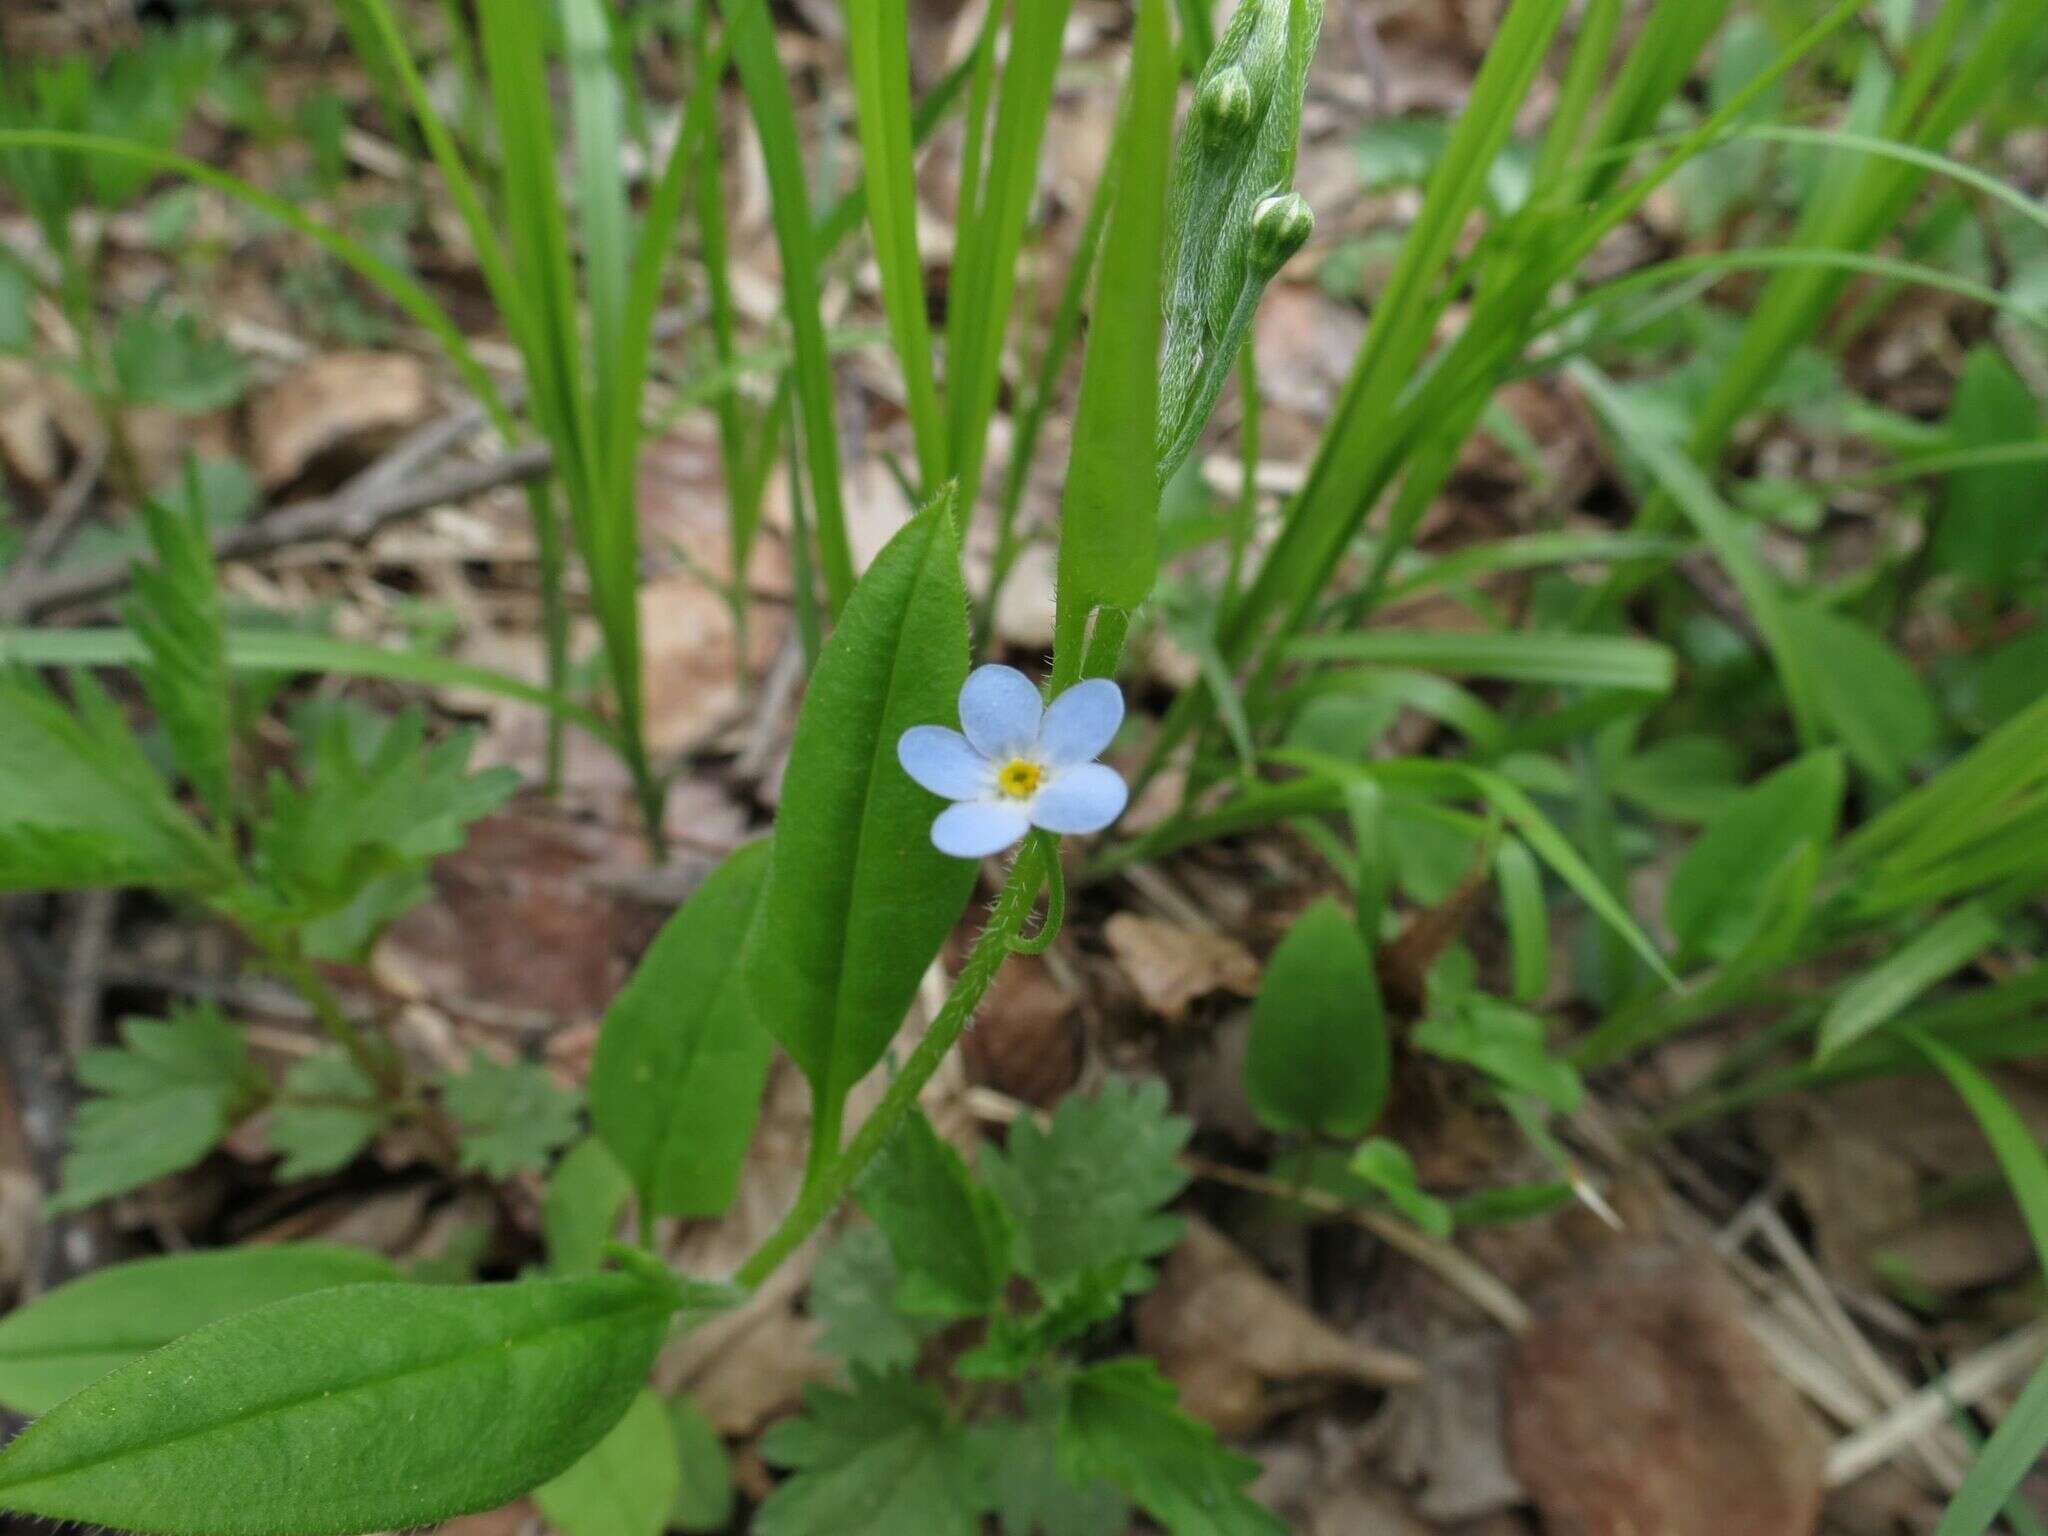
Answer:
1195, 65, 1255, 138
1248, 192, 1314, 273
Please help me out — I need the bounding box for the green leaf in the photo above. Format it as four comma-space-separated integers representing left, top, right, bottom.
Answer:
269, 1049, 386, 1181
1412, 996, 1581, 1113
0, 1272, 676, 1536
757, 1371, 983, 1536
1057, 1358, 1285, 1536
1288, 629, 1675, 693
1931, 346, 2048, 591
230, 706, 516, 943
440, 1053, 582, 1179
127, 466, 234, 824
975, 1397, 1129, 1536
535, 1389, 677, 1536
1245, 897, 1389, 1137
0, 1244, 397, 1416
1349, 1138, 1453, 1238
1909, 1034, 2048, 1273
845, 0, 944, 490
980, 1078, 1189, 1295
110, 304, 248, 413
545, 1137, 635, 1275
590, 840, 774, 1217
1815, 902, 2002, 1061
750, 499, 974, 1136
1494, 837, 1548, 1004
0, 259, 31, 351
807, 1224, 942, 1374
1666, 749, 1844, 962
719, 0, 853, 608
1933, 1353, 2048, 1536
856, 1111, 1012, 1319
1780, 603, 1938, 788
0, 671, 228, 894
1609, 733, 1744, 824
52, 1004, 261, 1214
1157, 0, 1325, 478
1052, 0, 1175, 677
667, 1395, 735, 1534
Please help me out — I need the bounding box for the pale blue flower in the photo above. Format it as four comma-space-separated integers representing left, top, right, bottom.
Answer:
899, 665, 1129, 858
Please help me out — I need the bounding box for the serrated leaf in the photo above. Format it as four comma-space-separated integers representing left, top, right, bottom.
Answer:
1057, 1359, 1285, 1536
0, 1244, 396, 1416
756, 1371, 983, 1536
856, 1110, 1012, 1319
545, 1137, 635, 1275
441, 1053, 582, 1179
750, 499, 974, 1133
52, 1004, 261, 1214
111, 304, 248, 413
1411, 996, 1581, 1114
231, 706, 516, 941
0, 671, 227, 894
1245, 897, 1389, 1138
975, 1396, 1128, 1536
590, 840, 774, 1217
980, 1079, 1189, 1296
807, 1224, 943, 1374
0, 1273, 675, 1536
1667, 749, 1844, 962
268, 1049, 386, 1181
535, 1388, 677, 1536
126, 464, 233, 823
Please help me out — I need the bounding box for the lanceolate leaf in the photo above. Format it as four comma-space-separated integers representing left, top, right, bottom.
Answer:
1053, 0, 1175, 677
751, 499, 974, 1134
0, 1245, 396, 1416
591, 840, 775, 1217
0, 1273, 679, 1536
1666, 749, 1844, 962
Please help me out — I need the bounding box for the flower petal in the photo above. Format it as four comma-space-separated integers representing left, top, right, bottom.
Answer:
1039, 677, 1124, 766
958, 664, 1043, 760
1028, 762, 1129, 836
931, 800, 1031, 858
897, 726, 990, 800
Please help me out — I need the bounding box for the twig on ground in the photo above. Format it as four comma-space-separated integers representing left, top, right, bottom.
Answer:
1825, 1317, 2048, 1488
15, 438, 553, 617
0, 438, 110, 622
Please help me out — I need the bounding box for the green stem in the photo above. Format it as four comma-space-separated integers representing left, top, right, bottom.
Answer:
737, 836, 1052, 1290
261, 938, 404, 1099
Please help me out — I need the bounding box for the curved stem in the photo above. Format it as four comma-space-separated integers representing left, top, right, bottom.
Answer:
737, 835, 1050, 1290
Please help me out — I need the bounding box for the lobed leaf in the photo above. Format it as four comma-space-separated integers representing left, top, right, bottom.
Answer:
856, 1111, 1013, 1320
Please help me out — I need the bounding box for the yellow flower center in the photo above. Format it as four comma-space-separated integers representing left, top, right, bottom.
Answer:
994, 758, 1044, 800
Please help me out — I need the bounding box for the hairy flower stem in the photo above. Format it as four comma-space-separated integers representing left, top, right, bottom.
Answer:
737, 834, 1053, 1291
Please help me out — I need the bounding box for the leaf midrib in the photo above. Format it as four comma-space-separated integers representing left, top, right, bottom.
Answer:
0, 1286, 665, 1496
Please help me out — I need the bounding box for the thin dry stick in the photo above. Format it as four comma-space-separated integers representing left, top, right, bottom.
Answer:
14, 441, 553, 616
1180, 1152, 1533, 1334
0, 437, 110, 621
1825, 1317, 2048, 1488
